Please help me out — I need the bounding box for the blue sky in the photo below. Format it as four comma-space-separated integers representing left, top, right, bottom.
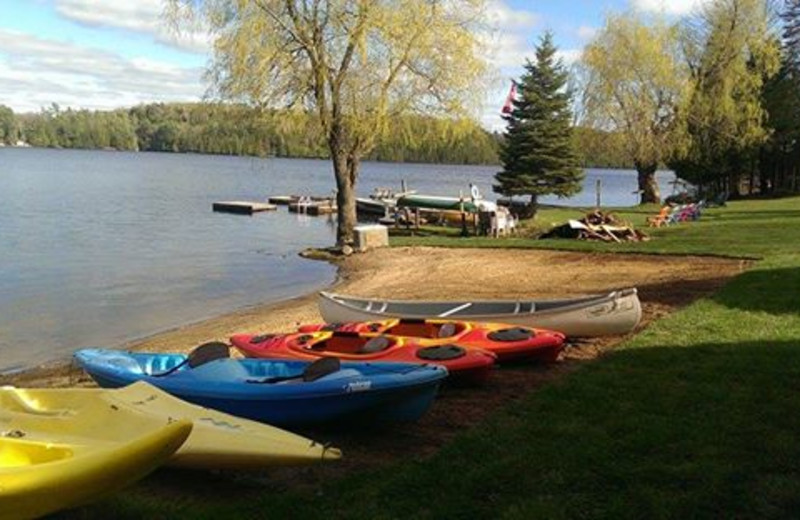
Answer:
0, 0, 704, 130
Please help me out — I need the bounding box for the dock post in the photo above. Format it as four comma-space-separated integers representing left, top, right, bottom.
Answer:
596, 179, 602, 208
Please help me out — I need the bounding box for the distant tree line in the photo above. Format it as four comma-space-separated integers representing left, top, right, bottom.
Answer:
0, 101, 633, 168
0, 103, 500, 165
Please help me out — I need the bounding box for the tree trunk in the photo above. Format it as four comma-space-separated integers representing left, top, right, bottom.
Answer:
527, 194, 539, 219
635, 162, 660, 204
331, 151, 358, 247
327, 113, 360, 247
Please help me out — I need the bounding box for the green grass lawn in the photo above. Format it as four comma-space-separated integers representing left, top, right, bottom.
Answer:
391, 197, 800, 258
72, 196, 800, 519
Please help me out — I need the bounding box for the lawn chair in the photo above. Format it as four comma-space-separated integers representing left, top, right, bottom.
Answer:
707, 192, 728, 208
689, 200, 707, 220
676, 203, 698, 222
646, 206, 672, 227
665, 204, 689, 225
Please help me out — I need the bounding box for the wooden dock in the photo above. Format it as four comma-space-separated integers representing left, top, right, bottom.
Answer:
288, 201, 337, 216
270, 195, 335, 205
212, 201, 278, 215
268, 195, 295, 205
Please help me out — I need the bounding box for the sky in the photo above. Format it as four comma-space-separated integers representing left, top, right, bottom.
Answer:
0, 0, 708, 131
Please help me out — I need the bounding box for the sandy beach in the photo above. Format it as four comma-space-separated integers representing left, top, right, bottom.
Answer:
5, 246, 748, 388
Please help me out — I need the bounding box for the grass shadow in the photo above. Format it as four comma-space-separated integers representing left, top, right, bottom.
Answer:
711, 266, 800, 315
62, 338, 800, 519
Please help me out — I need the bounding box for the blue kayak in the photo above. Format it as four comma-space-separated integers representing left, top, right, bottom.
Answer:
74, 347, 447, 426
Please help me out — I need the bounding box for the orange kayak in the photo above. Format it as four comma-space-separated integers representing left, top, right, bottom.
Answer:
297, 319, 566, 363
230, 330, 497, 385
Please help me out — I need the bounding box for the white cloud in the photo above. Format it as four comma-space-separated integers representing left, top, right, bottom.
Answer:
631, 0, 710, 15
577, 25, 597, 41
0, 29, 204, 113
486, 0, 540, 31
556, 49, 582, 66
482, 1, 541, 68
54, 0, 212, 53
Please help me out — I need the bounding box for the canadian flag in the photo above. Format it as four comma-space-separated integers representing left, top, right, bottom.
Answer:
501, 81, 517, 114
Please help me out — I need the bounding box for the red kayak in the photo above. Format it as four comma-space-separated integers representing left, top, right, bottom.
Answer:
230, 330, 497, 385
297, 319, 566, 363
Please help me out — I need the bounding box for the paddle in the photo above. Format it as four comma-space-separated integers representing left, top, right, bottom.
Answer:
151, 342, 230, 377
247, 357, 341, 384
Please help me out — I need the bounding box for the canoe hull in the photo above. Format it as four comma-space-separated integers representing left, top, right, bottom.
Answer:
318, 289, 642, 338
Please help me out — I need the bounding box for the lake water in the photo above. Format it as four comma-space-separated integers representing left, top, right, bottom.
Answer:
0, 148, 675, 373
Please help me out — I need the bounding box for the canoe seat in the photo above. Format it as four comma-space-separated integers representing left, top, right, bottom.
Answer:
487, 328, 533, 342
417, 345, 466, 360
358, 336, 391, 354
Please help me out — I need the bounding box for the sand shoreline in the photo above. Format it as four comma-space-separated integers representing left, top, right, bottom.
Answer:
1, 247, 749, 389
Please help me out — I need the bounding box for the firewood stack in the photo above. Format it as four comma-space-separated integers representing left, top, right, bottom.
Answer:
541, 210, 649, 242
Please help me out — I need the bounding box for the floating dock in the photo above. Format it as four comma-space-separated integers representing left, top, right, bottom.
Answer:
212, 201, 278, 215
270, 195, 335, 205
288, 201, 337, 216
268, 196, 295, 205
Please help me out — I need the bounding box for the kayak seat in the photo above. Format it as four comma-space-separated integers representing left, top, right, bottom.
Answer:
487, 328, 533, 342
321, 323, 344, 331
358, 336, 391, 354
417, 345, 466, 361
437, 323, 457, 338
188, 342, 231, 368
303, 357, 341, 382
296, 334, 314, 345
152, 342, 230, 377
251, 334, 276, 344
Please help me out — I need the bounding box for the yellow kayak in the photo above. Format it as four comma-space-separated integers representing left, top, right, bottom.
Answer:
1, 382, 341, 470
0, 408, 191, 520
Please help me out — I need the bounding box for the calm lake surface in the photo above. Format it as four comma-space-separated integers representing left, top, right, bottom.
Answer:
0, 148, 675, 373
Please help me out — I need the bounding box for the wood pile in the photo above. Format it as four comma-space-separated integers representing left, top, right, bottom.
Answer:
541, 210, 649, 242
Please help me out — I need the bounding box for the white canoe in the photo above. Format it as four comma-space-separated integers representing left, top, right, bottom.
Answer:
318, 288, 642, 337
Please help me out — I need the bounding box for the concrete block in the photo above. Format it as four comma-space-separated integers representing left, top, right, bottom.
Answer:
354, 224, 389, 252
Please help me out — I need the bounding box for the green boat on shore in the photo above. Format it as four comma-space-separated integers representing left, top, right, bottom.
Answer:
397, 194, 481, 213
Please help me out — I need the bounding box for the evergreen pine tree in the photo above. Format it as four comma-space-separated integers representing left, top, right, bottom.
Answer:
494, 32, 583, 218
784, 0, 800, 72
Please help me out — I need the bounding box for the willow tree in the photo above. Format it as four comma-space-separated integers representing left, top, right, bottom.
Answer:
0, 105, 16, 145
673, 0, 780, 196
168, 0, 489, 246
581, 14, 687, 204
